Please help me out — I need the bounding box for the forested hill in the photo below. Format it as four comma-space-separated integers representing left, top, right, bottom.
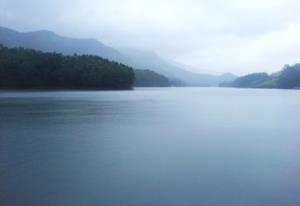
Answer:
220, 64, 300, 89
0, 45, 134, 90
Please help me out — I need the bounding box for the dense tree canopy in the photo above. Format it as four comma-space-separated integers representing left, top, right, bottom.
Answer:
0, 45, 134, 89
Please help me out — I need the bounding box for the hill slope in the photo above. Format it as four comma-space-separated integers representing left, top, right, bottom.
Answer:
0, 26, 130, 64
134, 69, 170, 87
220, 64, 300, 89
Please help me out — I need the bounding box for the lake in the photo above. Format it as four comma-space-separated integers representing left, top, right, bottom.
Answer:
0, 88, 300, 206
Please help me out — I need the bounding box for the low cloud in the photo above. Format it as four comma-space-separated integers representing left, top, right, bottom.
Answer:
1, 0, 299, 74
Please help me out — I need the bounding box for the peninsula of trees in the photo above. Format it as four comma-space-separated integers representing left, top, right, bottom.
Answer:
0, 45, 171, 89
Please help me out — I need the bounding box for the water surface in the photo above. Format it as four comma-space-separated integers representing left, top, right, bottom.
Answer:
1, 88, 300, 206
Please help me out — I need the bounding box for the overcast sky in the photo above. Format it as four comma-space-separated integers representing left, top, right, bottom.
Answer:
1, 0, 300, 74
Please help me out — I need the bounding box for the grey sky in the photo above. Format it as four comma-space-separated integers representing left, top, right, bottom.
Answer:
1, 0, 300, 74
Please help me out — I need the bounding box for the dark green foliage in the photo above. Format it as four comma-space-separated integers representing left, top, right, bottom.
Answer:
0, 45, 134, 90
278, 64, 300, 89
134, 69, 170, 87
220, 64, 300, 89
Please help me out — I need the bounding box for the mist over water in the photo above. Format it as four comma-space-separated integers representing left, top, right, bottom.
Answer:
1, 88, 300, 206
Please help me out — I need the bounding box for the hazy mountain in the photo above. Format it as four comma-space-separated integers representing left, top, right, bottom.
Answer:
119, 48, 237, 86
0, 26, 237, 86
166, 59, 217, 75
218, 73, 238, 83
0, 26, 131, 64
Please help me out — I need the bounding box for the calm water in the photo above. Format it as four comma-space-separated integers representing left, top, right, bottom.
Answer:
0, 88, 300, 206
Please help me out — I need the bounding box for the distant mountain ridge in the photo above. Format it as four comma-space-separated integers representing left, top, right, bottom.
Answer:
119, 48, 237, 86
0, 26, 237, 86
0, 26, 130, 64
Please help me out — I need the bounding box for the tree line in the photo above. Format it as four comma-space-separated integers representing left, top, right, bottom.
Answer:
0, 45, 134, 90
